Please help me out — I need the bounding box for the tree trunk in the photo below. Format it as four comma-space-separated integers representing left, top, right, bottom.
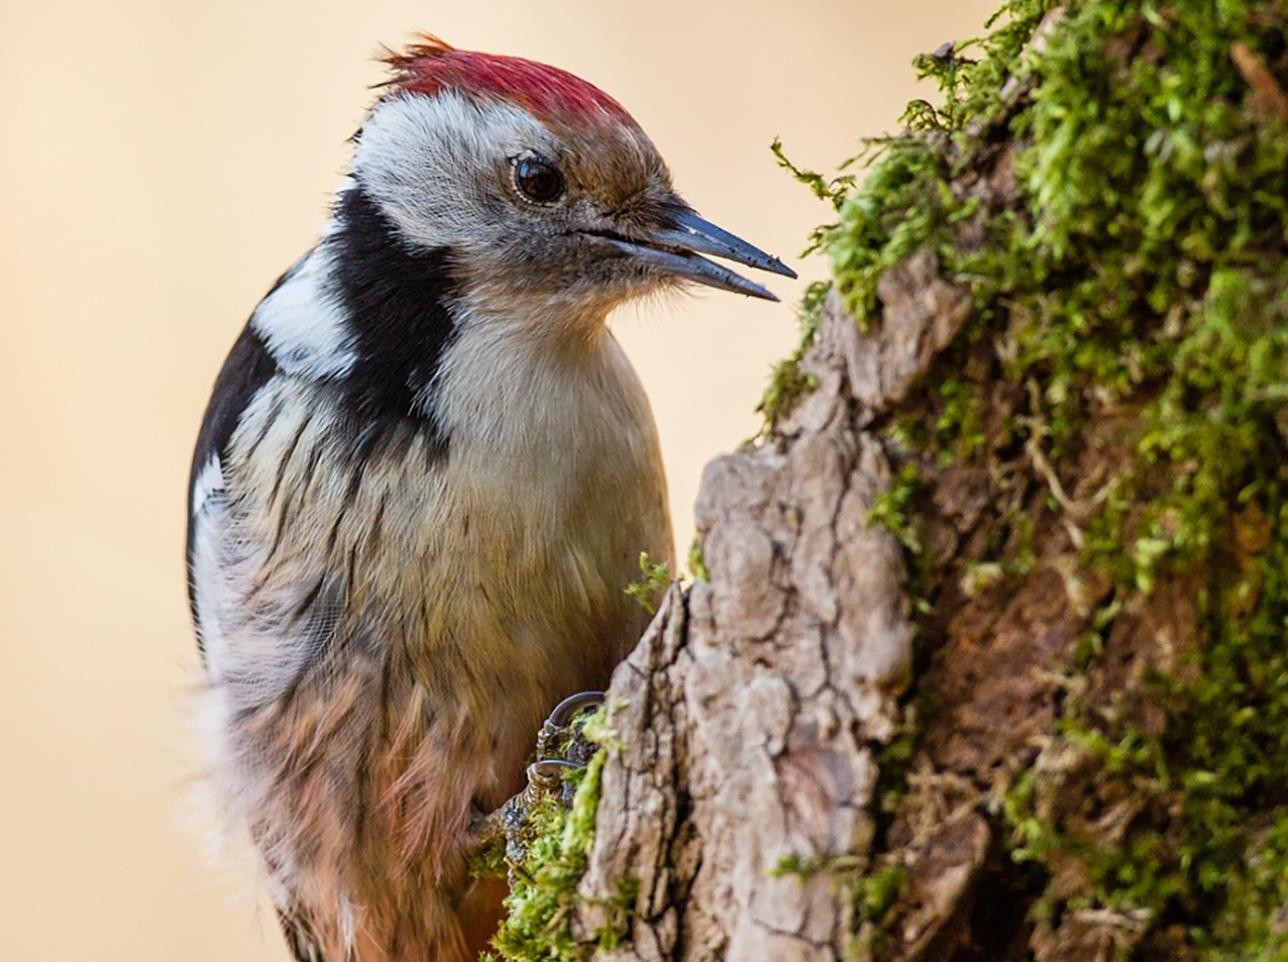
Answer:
494, 4, 1288, 961
575, 261, 972, 962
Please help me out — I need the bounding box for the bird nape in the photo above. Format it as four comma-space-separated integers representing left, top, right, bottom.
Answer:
186, 33, 794, 962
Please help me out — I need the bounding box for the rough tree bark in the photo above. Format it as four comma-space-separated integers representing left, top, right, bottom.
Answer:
572, 262, 980, 962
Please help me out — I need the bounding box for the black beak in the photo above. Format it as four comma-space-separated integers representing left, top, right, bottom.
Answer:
588, 201, 798, 301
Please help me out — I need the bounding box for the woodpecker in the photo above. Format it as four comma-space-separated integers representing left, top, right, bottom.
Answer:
187, 35, 795, 962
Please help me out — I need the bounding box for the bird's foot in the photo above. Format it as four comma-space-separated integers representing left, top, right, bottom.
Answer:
533, 690, 604, 796
469, 690, 606, 875
513, 689, 605, 812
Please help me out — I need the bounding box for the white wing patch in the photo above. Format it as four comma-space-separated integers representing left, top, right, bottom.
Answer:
251, 244, 357, 380
191, 452, 225, 516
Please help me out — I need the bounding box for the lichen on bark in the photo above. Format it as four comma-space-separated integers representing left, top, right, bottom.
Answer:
488, 1, 1288, 960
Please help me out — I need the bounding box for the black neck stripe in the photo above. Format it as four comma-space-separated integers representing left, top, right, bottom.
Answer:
329, 185, 460, 443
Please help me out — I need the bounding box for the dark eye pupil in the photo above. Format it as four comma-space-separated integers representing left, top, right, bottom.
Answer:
516, 158, 564, 202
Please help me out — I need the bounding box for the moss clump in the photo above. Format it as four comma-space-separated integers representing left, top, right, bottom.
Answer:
768, 851, 865, 880
488, 707, 636, 962
854, 863, 907, 927
624, 552, 671, 614
864, 462, 925, 554
686, 536, 709, 582
489, 751, 606, 962
757, 141, 853, 425
849, 863, 910, 959
767, 851, 905, 959
773, 0, 1288, 957
758, 354, 819, 426
469, 829, 510, 882
969, 4, 1286, 957
590, 874, 640, 953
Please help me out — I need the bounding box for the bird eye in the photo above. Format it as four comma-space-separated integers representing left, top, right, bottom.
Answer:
514, 156, 565, 204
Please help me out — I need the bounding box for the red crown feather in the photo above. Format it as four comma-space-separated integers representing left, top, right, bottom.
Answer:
380, 34, 634, 127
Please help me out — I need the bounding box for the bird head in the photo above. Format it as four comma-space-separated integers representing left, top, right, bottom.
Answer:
347, 36, 795, 329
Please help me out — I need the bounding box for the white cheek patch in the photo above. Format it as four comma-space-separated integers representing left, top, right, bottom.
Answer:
251, 243, 357, 379
351, 91, 549, 252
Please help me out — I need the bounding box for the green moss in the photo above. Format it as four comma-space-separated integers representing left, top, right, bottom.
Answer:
854, 864, 907, 926
1021, 523, 1288, 960
771, 136, 858, 218
623, 551, 671, 614
972, 3, 1286, 955
774, 0, 1288, 957
490, 751, 606, 962
579, 704, 624, 755
848, 864, 909, 960
755, 139, 856, 426
591, 874, 641, 952
488, 706, 636, 962
831, 137, 960, 330
758, 355, 819, 426
469, 830, 509, 882
872, 713, 920, 821
686, 536, 709, 582
756, 279, 830, 426
768, 851, 864, 879
864, 462, 924, 554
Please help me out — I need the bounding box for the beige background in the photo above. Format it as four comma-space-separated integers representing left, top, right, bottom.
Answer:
0, 1, 993, 959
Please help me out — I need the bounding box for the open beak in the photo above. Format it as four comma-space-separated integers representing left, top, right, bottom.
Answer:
588, 201, 798, 301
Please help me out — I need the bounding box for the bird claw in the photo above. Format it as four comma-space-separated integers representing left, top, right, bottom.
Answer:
526, 757, 583, 792
535, 690, 604, 774
470, 690, 606, 873
526, 690, 604, 809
